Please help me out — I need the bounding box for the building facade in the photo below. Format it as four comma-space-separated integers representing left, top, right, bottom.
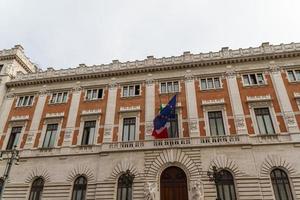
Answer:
0, 42, 300, 200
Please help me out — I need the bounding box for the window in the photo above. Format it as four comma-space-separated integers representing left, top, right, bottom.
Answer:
200, 77, 221, 90
254, 108, 275, 134
122, 85, 140, 97
117, 170, 134, 200
216, 170, 237, 200
208, 111, 225, 136
85, 88, 103, 100
0, 64, 3, 73
166, 113, 179, 138
50, 92, 68, 104
242, 73, 265, 86
42, 124, 58, 148
160, 81, 179, 93
271, 169, 294, 200
287, 69, 300, 82
0, 179, 4, 197
122, 118, 136, 141
81, 121, 96, 145
17, 96, 34, 107
28, 178, 44, 200
6, 127, 22, 150
72, 176, 87, 200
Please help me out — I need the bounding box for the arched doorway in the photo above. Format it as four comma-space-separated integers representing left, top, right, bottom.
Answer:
160, 166, 188, 200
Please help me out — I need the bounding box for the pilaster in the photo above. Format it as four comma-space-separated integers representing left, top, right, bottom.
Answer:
24, 87, 47, 149
145, 74, 155, 140
0, 93, 15, 135
63, 85, 82, 146
103, 79, 118, 142
269, 64, 299, 133
184, 70, 200, 137
225, 68, 248, 134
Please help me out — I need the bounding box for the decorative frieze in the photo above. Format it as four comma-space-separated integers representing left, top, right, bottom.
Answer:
246, 95, 272, 102
45, 112, 64, 119
202, 98, 225, 106
119, 106, 141, 113
81, 109, 102, 116
10, 115, 29, 121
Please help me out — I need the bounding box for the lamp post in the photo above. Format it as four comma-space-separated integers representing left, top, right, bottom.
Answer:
0, 146, 20, 200
207, 166, 224, 200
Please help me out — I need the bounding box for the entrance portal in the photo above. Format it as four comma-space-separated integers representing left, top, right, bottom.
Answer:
160, 166, 188, 200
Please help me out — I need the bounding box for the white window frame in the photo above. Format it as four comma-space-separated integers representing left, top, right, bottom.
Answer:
203, 105, 229, 136
242, 73, 266, 86
121, 84, 141, 97
77, 115, 100, 146
49, 92, 69, 104
39, 119, 63, 148
249, 103, 280, 135
16, 95, 35, 107
159, 81, 180, 94
85, 88, 104, 101
199, 77, 222, 90
286, 69, 300, 82
2, 121, 27, 150
118, 112, 140, 142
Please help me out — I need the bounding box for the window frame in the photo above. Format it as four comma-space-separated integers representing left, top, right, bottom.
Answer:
85, 88, 104, 101
242, 73, 266, 86
81, 120, 96, 145
16, 95, 35, 107
6, 126, 23, 150
42, 124, 58, 148
0, 64, 3, 73
254, 107, 275, 135
270, 168, 295, 200
71, 176, 87, 200
117, 171, 134, 200
49, 91, 68, 104
122, 84, 141, 98
159, 81, 180, 94
286, 69, 300, 82
207, 111, 226, 136
215, 170, 237, 200
122, 117, 137, 142
28, 177, 44, 200
204, 107, 229, 136
200, 77, 222, 90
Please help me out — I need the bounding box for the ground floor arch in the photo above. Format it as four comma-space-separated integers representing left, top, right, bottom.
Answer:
160, 166, 188, 200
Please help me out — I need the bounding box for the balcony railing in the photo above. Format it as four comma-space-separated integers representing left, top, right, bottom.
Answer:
13, 133, 299, 158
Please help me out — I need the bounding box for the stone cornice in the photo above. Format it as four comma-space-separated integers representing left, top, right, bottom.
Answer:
7, 42, 300, 87
0, 45, 37, 73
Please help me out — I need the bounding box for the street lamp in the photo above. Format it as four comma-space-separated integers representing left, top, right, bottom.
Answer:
207, 166, 224, 200
0, 145, 20, 199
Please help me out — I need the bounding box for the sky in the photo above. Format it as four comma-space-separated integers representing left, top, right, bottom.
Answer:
0, 0, 300, 70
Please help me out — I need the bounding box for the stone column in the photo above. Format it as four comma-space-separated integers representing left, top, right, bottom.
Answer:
63, 86, 82, 146
145, 75, 155, 140
269, 65, 299, 133
184, 70, 200, 137
24, 87, 47, 149
103, 79, 118, 142
0, 93, 15, 135
225, 69, 248, 134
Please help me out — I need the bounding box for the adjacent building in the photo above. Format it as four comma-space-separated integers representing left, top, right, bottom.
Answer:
0, 42, 300, 200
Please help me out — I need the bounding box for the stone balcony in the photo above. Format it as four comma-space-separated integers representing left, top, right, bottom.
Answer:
8, 133, 298, 159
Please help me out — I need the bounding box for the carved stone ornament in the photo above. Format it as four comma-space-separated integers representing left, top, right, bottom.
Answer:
283, 112, 297, 127
109, 78, 118, 89
234, 115, 246, 131
189, 180, 204, 200
64, 128, 73, 140
189, 120, 198, 131
184, 70, 194, 81
104, 125, 112, 136
145, 122, 153, 135
145, 182, 157, 200
6, 93, 15, 99
224, 69, 236, 79
146, 74, 154, 86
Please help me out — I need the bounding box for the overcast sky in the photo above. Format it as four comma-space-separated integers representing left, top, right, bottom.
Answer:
0, 0, 300, 70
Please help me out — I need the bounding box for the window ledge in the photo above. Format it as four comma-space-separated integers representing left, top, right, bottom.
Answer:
83, 98, 103, 102
288, 80, 300, 84
48, 102, 68, 105
242, 84, 268, 88
200, 88, 223, 92
120, 95, 141, 99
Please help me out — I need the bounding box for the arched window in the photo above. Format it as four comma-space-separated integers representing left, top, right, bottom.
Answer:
216, 170, 237, 200
117, 170, 135, 200
271, 168, 294, 200
28, 177, 44, 200
72, 176, 87, 200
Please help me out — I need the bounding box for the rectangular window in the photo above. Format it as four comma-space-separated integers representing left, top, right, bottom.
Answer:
287, 69, 300, 82
85, 88, 103, 100
0, 64, 3, 73
42, 124, 58, 148
208, 111, 225, 136
242, 73, 265, 86
50, 92, 68, 104
122, 85, 140, 97
6, 127, 22, 150
17, 95, 34, 107
254, 108, 275, 134
122, 118, 136, 141
200, 77, 222, 90
167, 113, 179, 138
160, 81, 179, 93
81, 121, 96, 145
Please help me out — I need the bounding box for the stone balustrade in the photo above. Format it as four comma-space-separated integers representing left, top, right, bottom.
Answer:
2, 133, 296, 159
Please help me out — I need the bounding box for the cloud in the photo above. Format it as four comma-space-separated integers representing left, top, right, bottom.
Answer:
0, 0, 299, 69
